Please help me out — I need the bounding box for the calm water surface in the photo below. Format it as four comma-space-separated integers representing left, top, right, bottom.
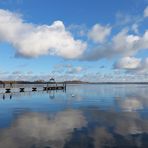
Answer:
0, 84, 148, 148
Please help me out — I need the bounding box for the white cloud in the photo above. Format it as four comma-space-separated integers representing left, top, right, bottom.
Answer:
12, 70, 23, 75
81, 7, 148, 61
0, 8, 148, 64
144, 6, 148, 17
114, 57, 141, 69
136, 58, 148, 74
66, 66, 84, 74
131, 23, 139, 34
82, 28, 148, 61
52, 64, 85, 75
88, 24, 111, 43
81, 29, 139, 61
0, 9, 87, 59
115, 12, 142, 27
112, 29, 140, 55
114, 57, 148, 75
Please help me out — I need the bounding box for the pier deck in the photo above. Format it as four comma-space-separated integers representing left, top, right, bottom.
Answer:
0, 82, 66, 93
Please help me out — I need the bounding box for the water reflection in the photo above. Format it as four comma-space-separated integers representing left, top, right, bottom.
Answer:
0, 110, 87, 148
118, 97, 144, 111
85, 108, 148, 148
0, 84, 148, 147
49, 90, 55, 99
0, 90, 63, 100
1, 93, 12, 100
0, 108, 148, 147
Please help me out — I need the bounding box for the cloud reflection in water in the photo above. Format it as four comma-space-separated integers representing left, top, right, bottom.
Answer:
0, 110, 87, 148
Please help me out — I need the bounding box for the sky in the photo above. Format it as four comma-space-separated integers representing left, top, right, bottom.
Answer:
0, 0, 148, 82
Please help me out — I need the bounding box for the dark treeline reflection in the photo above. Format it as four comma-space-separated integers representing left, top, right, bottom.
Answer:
0, 84, 148, 148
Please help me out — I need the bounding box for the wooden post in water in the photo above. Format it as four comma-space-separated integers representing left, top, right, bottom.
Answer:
10, 82, 13, 88
63, 82, 66, 91
43, 87, 47, 91
65, 82, 67, 91
47, 81, 49, 90
3, 82, 5, 88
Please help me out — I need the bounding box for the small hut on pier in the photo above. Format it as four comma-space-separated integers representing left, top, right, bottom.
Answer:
47, 78, 57, 87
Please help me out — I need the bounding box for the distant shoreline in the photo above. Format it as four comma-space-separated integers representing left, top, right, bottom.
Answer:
86, 82, 148, 85
0, 80, 148, 85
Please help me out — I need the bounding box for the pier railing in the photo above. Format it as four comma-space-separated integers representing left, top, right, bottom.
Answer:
0, 82, 66, 93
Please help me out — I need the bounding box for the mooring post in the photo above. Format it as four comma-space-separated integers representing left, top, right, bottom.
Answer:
10, 82, 13, 88
3, 82, 5, 88
64, 82, 66, 91
43, 87, 47, 91
47, 81, 49, 88
46, 81, 49, 92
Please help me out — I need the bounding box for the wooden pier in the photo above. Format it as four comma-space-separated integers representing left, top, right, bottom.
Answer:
0, 88, 65, 100
3, 85, 66, 93
0, 80, 67, 94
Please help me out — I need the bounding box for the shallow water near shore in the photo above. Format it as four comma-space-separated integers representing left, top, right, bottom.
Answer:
0, 84, 148, 148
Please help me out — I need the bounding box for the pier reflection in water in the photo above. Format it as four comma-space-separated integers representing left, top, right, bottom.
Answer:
0, 84, 148, 148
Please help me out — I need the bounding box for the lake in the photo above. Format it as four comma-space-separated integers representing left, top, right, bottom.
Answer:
0, 84, 148, 148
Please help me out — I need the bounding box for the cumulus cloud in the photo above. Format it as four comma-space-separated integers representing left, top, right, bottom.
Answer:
80, 6, 148, 62
81, 28, 148, 61
88, 24, 111, 43
66, 66, 84, 74
114, 57, 148, 74
131, 23, 139, 34
12, 70, 23, 75
0, 7, 148, 67
52, 64, 86, 75
114, 57, 141, 69
115, 12, 142, 27
112, 29, 140, 55
0, 9, 87, 59
144, 6, 148, 17
81, 29, 139, 60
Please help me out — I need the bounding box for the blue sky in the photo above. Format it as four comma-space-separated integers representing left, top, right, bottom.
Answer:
0, 0, 148, 82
